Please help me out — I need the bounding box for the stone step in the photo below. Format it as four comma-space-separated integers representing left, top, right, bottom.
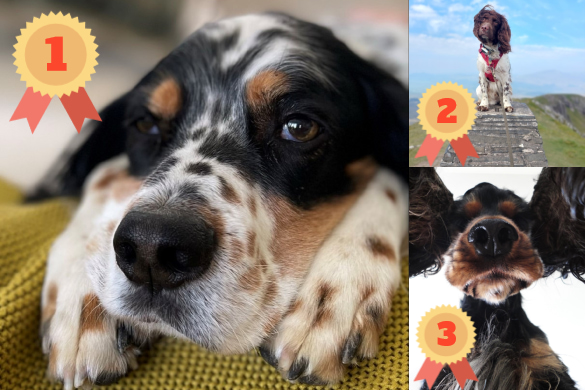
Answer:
473, 121, 538, 126
472, 126, 538, 132
439, 102, 548, 167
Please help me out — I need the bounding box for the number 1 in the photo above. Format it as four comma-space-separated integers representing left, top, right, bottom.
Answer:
46, 36, 67, 71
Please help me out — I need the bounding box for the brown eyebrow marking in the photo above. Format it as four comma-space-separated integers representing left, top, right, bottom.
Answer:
246, 70, 289, 110
499, 200, 517, 217
464, 199, 483, 218
148, 77, 183, 120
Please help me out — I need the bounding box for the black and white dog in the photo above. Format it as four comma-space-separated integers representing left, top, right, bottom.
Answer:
35, 13, 408, 388
409, 168, 584, 390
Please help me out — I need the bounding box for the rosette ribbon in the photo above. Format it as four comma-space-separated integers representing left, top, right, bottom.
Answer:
11, 87, 100, 133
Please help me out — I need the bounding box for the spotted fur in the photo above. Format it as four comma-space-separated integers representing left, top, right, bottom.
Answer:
38, 13, 407, 388
473, 5, 514, 112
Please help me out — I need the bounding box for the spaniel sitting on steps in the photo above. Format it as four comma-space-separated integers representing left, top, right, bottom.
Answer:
474, 5, 513, 113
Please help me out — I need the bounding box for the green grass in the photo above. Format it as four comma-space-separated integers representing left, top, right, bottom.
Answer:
567, 108, 585, 136
409, 122, 448, 167
517, 98, 585, 166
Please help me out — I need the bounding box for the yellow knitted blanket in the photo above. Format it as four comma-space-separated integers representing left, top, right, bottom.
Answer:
0, 179, 408, 390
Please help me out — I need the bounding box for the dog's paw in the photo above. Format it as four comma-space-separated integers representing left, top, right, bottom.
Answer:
260, 275, 393, 385
505, 106, 514, 112
41, 289, 142, 389
476, 105, 489, 112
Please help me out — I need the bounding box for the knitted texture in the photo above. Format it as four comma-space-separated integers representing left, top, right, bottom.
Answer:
0, 179, 408, 390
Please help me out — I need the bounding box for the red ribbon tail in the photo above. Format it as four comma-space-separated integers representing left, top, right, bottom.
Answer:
415, 135, 444, 166
10, 87, 52, 134
415, 358, 444, 389
450, 358, 478, 389
450, 134, 479, 166
60, 87, 102, 133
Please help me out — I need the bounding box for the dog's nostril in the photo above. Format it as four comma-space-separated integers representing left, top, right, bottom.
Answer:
498, 226, 517, 244
468, 219, 518, 258
469, 226, 489, 245
113, 210, 216, 290
116, 242, 137, 264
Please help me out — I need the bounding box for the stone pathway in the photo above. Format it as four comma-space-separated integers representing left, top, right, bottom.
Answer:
440, 101, 548, 167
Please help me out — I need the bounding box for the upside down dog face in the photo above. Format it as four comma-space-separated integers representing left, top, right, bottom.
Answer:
442, 183, 544, 304
86, 13, 405, 353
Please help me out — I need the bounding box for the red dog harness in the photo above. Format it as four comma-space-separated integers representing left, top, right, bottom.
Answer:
479, 44, 504, 82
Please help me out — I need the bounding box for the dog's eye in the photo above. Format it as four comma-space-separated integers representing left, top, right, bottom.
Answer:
136, 119, 160, 135
281, 118, 320, 142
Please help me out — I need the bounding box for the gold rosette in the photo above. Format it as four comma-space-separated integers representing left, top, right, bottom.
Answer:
10, 12, 101, 133
414, 82, 479, 166
13, 11, 98, 98
415, 305, 478, 389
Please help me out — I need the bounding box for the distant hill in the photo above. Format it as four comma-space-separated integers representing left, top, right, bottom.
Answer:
409, 98, 419, 124
409, 93, 585, 167
517, 94, 585, 166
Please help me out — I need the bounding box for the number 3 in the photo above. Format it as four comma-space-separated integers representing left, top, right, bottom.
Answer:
437, 98, 457, 124
437, 320, 456, 346
46, 36, 67, 71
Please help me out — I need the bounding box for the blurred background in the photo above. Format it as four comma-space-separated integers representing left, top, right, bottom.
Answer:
409, 168, 585, 389
0, 0, 407, 191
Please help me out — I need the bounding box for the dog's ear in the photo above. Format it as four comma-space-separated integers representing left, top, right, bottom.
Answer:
530, 168, 585, 282
26, 93, 130, 200
409, 168, 454, 277
351, 56, 408, 181
472, 9, 483, 40
497, 12, 511, 54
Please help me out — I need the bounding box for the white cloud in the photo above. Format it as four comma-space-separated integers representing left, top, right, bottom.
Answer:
410, 4, 439, 19
516, 35, 529, 43
470, 0, 506, 11
448, 3, 473, 13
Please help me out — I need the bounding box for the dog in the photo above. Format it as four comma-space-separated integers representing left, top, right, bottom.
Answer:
409, 168, 585, 390
473, 5, 513, 113
33, 13, 408, 388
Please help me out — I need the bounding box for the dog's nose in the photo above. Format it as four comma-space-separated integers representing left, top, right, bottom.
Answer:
113, 211, 216, 290
467, 219, 518, 257
481, 25, 488, 32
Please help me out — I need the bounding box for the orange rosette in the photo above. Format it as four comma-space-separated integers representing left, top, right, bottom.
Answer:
415, 305, 478, 389
415, 82, 479, 166
11, 12, 100, 133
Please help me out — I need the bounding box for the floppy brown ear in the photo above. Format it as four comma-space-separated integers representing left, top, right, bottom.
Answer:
409, 168, 454, 277
497, 13, 512, 54
473, 10, 482, 39
530, 168, 585, 282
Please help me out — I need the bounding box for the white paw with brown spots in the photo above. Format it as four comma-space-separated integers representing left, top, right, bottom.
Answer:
261, 276, 394, 385
41, 286, 141, 389
259, 169, 406, 385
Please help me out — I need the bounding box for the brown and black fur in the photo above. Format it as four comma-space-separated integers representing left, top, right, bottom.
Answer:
473, 4, 511, 55
410, 167, 584, 390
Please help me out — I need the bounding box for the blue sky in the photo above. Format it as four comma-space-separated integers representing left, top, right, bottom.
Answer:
409, 0, 585, 97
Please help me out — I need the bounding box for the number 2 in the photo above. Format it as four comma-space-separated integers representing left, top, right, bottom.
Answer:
437, 320, 456, 346
45, 36, 67, 71
437, 98, 457, 123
